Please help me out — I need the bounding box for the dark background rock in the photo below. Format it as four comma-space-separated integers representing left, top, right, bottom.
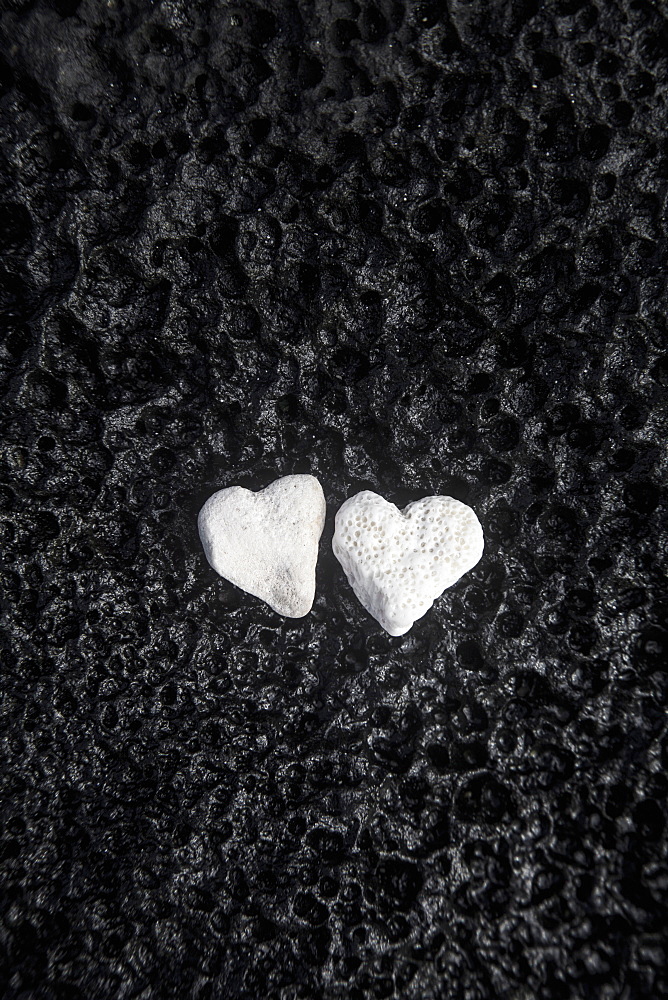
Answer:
1, 1, 667, 997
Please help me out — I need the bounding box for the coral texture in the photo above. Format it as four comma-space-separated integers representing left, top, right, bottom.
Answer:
333, 491, 484, 635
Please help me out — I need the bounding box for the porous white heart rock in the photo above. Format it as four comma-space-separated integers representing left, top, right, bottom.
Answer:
333, 491, 484, 636
198, 475, 326, 618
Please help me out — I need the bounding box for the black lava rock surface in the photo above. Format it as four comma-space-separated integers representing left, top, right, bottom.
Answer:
1, 2, 667, 998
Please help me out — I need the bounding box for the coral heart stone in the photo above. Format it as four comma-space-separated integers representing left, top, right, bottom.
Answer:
333, 491, 484, 636
198, 475, 326, 617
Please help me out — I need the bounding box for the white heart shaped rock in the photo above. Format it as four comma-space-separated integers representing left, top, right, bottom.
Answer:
198, 475, 326, 618
333, 491, 484, 636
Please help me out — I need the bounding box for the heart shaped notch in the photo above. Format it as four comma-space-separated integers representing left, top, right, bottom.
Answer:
333, 491, 484, 636
198, 475, 326, 618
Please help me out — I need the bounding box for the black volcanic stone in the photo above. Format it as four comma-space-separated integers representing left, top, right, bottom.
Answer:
1, 1, 667, 999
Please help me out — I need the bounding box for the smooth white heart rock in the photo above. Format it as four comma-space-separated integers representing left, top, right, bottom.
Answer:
198, 475, 326, 618
333, 491, 484, 636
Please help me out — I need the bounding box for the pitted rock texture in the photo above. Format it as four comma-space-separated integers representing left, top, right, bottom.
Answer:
198, 475, 326, 617
1, 2, 667, 1000
333, 492, 484, 635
